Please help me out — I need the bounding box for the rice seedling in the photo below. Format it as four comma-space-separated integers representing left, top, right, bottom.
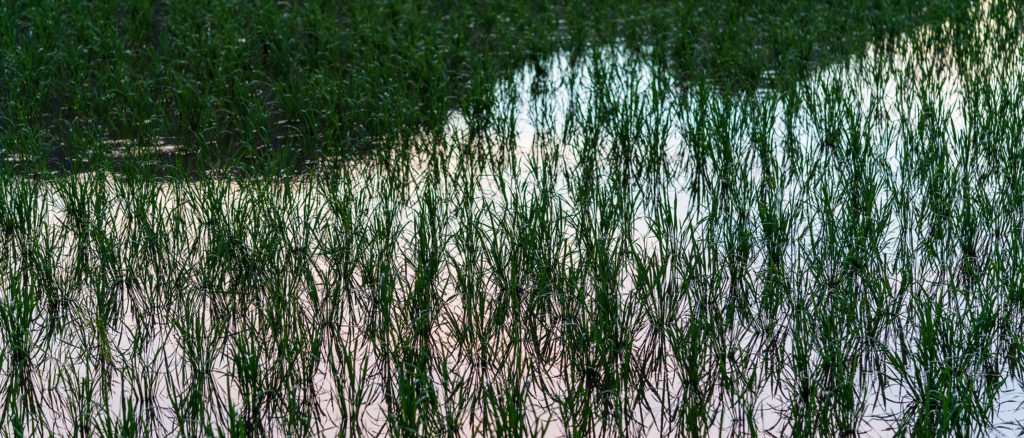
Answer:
2, 0, 1024, 436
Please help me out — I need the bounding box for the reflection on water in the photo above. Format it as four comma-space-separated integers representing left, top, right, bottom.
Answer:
3, 9, 1024, 437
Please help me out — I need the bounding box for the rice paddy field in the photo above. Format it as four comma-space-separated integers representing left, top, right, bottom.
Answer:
3, 0, 1024, 436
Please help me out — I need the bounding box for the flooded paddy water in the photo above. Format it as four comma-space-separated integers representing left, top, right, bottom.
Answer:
3, 4, 1024, 437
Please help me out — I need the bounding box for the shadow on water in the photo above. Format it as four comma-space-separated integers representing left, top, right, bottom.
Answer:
0, 0, 985, 178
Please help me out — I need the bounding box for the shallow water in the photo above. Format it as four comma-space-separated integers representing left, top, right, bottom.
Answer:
4, 9, 1024, 437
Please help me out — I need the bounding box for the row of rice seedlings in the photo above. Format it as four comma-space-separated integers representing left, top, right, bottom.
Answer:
1, 3, 1023, 435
